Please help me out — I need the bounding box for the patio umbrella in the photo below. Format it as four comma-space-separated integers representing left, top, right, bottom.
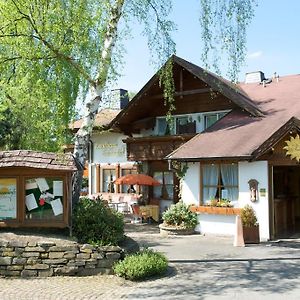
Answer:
114, 174, 160, 186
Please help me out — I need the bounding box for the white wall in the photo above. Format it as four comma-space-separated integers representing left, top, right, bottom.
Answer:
195, 215, 236, 236
181, 160, 270, 241
239, 161, 269, 241
181, 162, 200, 205
92, 132, 128, 164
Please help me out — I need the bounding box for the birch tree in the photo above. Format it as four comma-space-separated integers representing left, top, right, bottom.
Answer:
0, 0, 255, 205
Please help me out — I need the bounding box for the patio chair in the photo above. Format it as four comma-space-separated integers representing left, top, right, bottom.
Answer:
130, 204, 150, 224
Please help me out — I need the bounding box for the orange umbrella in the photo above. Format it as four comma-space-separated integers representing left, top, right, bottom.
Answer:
114, 174, 160, 186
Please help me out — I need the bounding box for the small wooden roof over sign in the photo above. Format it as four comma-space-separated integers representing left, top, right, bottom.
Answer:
0, 150, 81, 171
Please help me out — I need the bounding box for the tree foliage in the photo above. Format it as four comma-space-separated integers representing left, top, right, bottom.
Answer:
0, 0, 256, 202
200, 0, 256, 81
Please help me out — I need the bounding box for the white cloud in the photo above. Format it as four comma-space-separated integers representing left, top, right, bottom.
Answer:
247, 51, 263, 59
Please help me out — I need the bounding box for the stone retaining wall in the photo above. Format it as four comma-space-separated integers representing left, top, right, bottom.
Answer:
0, 240, 123, 277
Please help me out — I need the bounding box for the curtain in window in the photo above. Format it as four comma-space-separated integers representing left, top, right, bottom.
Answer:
220, 164, 238, 202
202, 164, 218, 203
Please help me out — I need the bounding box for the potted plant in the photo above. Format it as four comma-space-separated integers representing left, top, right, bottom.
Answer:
240, 205, 260, 243
159, 201, 198, 235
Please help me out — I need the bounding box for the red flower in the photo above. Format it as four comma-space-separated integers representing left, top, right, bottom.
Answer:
39, 198, 45, 206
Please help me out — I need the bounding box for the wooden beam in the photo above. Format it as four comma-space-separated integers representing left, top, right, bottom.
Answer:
149, 88, 212, 100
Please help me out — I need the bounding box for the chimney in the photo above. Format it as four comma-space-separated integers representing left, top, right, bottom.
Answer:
110, 89, 129, 110
245, 71, 266, 84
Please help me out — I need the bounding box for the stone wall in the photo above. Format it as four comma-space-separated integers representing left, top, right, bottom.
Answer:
0, 240, 123, 277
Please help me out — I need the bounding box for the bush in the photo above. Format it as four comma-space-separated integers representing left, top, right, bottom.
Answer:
114, 249, 168, 281
162, 201, 198, 229
240, 204, 258, 227
72, 197, 124, 245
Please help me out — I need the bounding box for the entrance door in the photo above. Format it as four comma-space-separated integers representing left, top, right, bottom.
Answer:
273, 166, 300, 238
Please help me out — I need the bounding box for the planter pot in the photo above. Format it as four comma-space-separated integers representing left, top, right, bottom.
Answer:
159, 224, 195, 236
243, 225, 260, 244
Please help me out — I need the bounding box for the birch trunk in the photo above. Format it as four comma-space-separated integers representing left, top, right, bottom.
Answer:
72, 0, 125, 206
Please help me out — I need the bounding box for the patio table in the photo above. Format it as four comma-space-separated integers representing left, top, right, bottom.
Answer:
139, 205, 159, 222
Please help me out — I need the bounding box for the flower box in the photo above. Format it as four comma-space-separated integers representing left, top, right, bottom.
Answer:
190, 206, 241, 215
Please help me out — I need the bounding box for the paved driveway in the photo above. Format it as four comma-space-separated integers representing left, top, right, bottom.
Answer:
1, 224, 300, 299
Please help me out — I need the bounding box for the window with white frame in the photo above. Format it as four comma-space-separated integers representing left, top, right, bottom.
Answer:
202, 163, 238, 204
102, 169, 116, 193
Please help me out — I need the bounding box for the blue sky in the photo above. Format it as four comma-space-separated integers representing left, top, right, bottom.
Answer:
114, 0, 300, 92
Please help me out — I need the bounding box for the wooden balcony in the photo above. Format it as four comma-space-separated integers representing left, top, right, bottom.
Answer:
124, 134, 195, 161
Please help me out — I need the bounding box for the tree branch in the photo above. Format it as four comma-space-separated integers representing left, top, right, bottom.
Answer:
0, 55, 56, 64
10, 0, 96, 87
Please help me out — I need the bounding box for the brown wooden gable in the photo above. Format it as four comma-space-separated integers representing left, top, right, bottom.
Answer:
253, 117, 300, 163
111, 55, 263, 135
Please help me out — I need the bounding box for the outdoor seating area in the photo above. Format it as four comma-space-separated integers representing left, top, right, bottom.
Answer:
89, 192, 160, 223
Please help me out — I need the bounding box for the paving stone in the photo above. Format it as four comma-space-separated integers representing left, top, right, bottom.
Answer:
40, 253, 49, 259
80, 244, 94, 253
0, 257, 12, 265
2, 251, 16, 257
98, 246, 121, 252
37, 241, 56, 247
38, 268, 54, 277
42, 259, 67, 265
21, 252, 40, 258
25, 246, 46, 252
76, 253, 90, 259
27, 241, 37, 247
63, 251, 77, 259
91, 252, 105, 259
25, 264, 49, 270
106, 252, 121, 260
49, 252, 64, 259
97, 259, 115, 268
7, 265, 24, 271
21, 270, 37, 277
12, 258, 27, 265
27, 257, 41, 265
0, 240, 8, 247
49, 245, 78, 252
54, 266, 78, 276
8, 241, 28, 247
0, 270, 21, 276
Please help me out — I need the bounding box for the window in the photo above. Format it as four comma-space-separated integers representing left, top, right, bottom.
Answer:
153, 171, 174, 200
202, 163, 238, 204
102, 169, 116, 192
0, 178, 17, 220
25, 177, 64, 221
121, 168, 137, 193
157, 118, 175, 136
204, 112, 227, 129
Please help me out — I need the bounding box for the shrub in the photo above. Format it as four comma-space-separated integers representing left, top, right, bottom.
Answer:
240, 204, 258, 227
114, 249, 168, 281
162, 201, 198, 229
72, 197, 124, 245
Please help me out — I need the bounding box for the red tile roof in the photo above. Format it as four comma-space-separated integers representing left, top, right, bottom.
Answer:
0, 150, 81, 171
168, 74, 300, 160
